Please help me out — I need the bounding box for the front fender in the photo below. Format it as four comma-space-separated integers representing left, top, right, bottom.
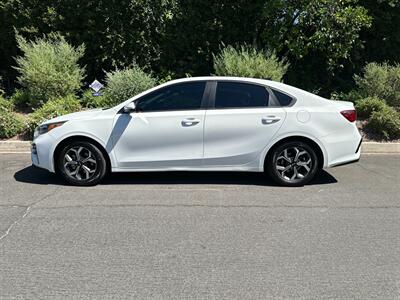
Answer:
48, 131, 117, 173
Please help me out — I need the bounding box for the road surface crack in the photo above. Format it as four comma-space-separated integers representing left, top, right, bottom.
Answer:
0, 205, 31, 241
0, 187, 60, 242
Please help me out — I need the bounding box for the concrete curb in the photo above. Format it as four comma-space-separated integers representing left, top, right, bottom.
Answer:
1, 140, 400, 154
0, 141, 31, 153
361, 142, 400, 154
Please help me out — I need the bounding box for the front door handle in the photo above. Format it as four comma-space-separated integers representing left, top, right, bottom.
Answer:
182, 118, 200, 127
262, 116, 281, 125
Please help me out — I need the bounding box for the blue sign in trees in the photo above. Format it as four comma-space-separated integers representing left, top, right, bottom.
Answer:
89, 79, 104, 96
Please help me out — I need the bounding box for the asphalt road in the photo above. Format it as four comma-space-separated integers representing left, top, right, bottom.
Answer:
0, 153, 399, 299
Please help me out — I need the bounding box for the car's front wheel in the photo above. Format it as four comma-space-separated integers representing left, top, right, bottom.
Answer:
266, 141, 319, 187
57, 141, 107, 186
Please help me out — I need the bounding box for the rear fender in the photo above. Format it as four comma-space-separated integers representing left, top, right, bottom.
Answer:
259, 132, 329, 171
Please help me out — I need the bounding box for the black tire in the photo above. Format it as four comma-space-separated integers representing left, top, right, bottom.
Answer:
57, 141, 107, 186
266, 141, 319, 187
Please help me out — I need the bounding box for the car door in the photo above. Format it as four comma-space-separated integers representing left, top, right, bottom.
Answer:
203, 81, 287, 168
111, 81, 208, 169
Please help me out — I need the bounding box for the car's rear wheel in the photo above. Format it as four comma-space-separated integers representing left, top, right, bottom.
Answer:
266, 141, 319, 187
57, 141, 107, 186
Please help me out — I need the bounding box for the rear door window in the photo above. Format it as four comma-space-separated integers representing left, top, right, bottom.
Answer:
214, 82, 269, 109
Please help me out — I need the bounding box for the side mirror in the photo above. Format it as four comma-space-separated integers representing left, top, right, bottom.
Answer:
123, 102, 136, 113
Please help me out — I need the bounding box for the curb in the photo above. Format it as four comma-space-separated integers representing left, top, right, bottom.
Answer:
1, 141, 400, 154
360, 142, 400, 154
0, 141, 31, 153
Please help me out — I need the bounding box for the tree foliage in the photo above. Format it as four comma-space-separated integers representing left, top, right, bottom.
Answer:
0, 0, 398, 97
265, 0, 372, 95
267, 0, 372, 65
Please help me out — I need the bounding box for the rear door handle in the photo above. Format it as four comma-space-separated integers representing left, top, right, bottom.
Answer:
182, 118, 200, 127
262, 116, 281, 125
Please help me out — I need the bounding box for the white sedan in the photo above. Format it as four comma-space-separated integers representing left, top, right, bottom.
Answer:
31, 77, 362, 186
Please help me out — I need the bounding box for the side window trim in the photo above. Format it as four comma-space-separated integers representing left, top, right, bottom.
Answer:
201, 81, 213, 110
269, 87, 297, 107
206, 80, 217, 109
265, 86, 280, 107
132, 81, 209, 113
208, 80, 272, 110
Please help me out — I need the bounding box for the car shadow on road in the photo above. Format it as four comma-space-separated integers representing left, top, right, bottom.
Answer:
14, 165, 338, 186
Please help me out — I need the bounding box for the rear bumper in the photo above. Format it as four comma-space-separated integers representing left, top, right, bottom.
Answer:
329, 157, 360, 168
333, 137, 362, 167
321, 128, 362, 168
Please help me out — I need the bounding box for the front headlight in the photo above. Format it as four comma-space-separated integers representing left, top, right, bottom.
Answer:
34, 121, 67, 139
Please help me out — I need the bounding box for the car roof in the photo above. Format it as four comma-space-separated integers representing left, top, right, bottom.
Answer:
165, 76, 276, 86
117, 76, 326, 110
165, 76, 317, 101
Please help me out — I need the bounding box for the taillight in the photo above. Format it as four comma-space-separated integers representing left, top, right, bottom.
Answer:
340, 110, 357, 122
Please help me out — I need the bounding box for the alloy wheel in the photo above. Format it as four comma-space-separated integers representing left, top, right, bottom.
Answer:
275, 146, 312, 181
63, 146, 97, 181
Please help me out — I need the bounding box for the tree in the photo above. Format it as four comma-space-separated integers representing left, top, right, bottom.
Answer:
1, 0, 398, 98
259, 0, 372, 95
352, 0, 400, 71
0, 0, 176, 91
261, 0, 371, 66
161, 0, 371, 95
161, 0, 268, 77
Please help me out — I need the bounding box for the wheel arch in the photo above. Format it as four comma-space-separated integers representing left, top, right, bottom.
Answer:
53, 135, 112, 174
263, 135, 326, 171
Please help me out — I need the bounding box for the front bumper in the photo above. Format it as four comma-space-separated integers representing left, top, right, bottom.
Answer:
31, 134, 55, 172
31, 143, 39, 166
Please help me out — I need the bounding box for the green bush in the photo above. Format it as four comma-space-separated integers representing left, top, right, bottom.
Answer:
14, 34, 85, 108
213, 45, 289, 81
339, 90, 363, 103
355, 97, 388, 119
330, 90, 362, 102
103, 66, 157, 107
366, 106, 400, 140
0, 95, 13, 113
28, 95, 81, 133
9, 89, 31, 110
0, 95, 25, 139
355, 63, 400, 108
0, 111, 25, 139
80, 90, 104, 108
